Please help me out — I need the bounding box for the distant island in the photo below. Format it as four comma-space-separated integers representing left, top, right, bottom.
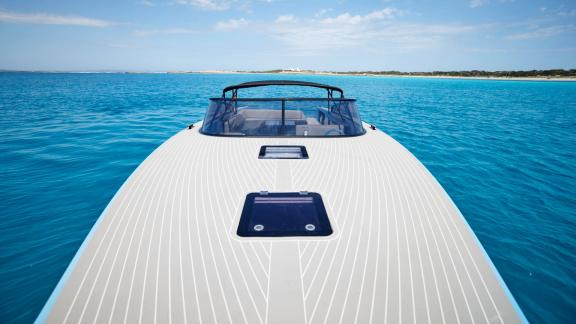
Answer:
2, 68, 575, 81
193, 68, 576, 81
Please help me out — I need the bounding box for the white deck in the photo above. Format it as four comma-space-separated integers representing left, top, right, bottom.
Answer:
38, 124, 525, 323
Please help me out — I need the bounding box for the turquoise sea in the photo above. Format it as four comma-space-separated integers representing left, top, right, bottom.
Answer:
0, 72, 575, 323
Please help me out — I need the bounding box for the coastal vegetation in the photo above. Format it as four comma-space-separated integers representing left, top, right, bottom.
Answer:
1, 69, 575, 80
246, 69, 576, 78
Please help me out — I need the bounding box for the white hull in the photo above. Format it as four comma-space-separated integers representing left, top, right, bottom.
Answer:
37, 123, 525, 323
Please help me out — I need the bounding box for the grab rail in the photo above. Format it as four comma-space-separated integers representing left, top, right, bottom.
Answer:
222, 80, 344, 99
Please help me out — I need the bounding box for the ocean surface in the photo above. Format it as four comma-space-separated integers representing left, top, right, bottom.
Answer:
0, 72, 575, 323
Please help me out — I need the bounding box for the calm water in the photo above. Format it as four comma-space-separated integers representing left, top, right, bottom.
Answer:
1, 73, 575, 323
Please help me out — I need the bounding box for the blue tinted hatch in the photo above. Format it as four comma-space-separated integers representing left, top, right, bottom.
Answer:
237, 192, 333, 237
258, 146, 309, 159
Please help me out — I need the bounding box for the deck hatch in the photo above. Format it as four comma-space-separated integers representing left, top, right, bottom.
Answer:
237, 192, 332, 237
258, 145, 309, 159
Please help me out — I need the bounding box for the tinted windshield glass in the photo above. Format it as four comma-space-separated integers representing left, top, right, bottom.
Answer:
200, 99, 365, 137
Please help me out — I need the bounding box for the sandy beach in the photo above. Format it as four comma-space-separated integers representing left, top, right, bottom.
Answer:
190, 70, 576, 82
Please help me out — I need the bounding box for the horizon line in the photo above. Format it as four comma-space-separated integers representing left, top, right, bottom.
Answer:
1, 68, 575, 73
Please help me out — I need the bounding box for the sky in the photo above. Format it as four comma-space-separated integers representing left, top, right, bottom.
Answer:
0, 0, 575, 71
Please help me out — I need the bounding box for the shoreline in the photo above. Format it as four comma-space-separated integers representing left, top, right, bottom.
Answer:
2, 69, 575, 82
191, 70, 576, 82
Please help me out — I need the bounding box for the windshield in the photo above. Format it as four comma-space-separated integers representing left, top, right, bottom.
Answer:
200, 98, 365, 137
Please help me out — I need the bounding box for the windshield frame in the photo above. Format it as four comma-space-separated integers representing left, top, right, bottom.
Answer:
199, 97, 366, 138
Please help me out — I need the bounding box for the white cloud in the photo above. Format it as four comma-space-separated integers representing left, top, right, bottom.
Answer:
539, 5, 576, 18
268, 9, 479, 54
173, 0, 272, 11
0, 10, 114, 27
558, 9, 576, 17
175, 0, 234, 11
134, 28, 196, 36
506, 25, 574, 40
275, 15, 296, 23
215, 18, 249, 30
321, 8, 399, 25
139, 0, 156, 7
314, 8, 332, 18
470, 0, 517, 9
470, 0, 489, 8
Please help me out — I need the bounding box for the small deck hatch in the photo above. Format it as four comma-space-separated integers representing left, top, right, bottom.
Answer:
237, 192, 332, 237
258, 145, 308, 159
